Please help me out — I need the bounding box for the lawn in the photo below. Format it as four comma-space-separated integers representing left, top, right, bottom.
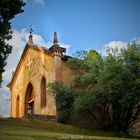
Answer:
0, 118, 139, 140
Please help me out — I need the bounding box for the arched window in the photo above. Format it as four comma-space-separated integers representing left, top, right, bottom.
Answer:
16, 95, 20, 117
41, 77, 46, 107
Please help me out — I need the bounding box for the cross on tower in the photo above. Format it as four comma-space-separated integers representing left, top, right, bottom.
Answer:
28, 25, 34, 43
30, 25, 34, 35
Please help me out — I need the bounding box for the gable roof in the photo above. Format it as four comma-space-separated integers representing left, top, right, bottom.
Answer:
8, 43, 70, 90
8, 43, 51, 90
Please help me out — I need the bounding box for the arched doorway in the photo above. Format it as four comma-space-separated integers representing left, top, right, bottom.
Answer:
16, 95, 20, 117
24, 83, 35, 116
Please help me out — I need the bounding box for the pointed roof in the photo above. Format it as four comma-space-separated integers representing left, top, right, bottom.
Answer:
53, 32, 59, 44
49, 32, 66, 54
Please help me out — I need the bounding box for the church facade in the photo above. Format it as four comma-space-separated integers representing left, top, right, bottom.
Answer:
9, 32, 76, 118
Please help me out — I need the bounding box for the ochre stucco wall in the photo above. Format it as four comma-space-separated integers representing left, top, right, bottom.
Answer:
10, 46, 56, 117
62, 61, 77, 86
10, 45, 77, 118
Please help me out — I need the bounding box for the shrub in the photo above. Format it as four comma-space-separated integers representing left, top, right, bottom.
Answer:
48, 82, 75, 123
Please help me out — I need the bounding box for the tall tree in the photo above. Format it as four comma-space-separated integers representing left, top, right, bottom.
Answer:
0, 0, 25, 86
69, 45, 140, 133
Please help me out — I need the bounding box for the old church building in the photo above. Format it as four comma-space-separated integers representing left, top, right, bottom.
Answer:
9, 32, 76, 118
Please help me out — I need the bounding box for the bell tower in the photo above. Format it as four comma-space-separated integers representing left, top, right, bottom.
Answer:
49, 32, 66, 81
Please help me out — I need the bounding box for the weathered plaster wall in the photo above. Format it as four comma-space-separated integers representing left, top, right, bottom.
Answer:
11, 47, 56, 118
10, 45, 77, 118
62, 61, 77, 86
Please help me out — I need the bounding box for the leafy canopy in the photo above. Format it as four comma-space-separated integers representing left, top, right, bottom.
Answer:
0, 0, 25, 86
49, 44, 140, 133
69, 44, 140, 133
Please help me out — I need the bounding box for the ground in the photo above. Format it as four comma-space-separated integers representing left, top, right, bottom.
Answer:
0, 118, 139, 140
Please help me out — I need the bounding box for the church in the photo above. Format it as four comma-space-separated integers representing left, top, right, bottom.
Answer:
8, 32, 76, 118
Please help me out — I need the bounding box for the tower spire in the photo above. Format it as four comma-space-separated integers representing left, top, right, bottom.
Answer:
49, 32, 66, 55
28, 25, 34, 43
53, 32, 59, 45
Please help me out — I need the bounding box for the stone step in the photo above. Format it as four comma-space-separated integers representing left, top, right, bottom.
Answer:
26, 114, 56, 121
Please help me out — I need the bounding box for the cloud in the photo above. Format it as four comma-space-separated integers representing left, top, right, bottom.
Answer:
0, 86, 10, 117
33, 0, 45, 5
131, 37, 140, 44
33, 34, 48, 47
103, 41, 128, 55
60, 43, 71, 54
101, 37, 140, 56
0, 28, 71, 117
23, 0, 45, 5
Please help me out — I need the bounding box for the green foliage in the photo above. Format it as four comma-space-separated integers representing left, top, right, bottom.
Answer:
74, 91, 112, 130
67, 49, 102, 93
49, 46, 140, 133
97, 44, 140, 132
84, 49, 102, 70
72, 50, 87, 59
68, 45, 140, 133
74, 93, 97, 115
57, 110, 72, 123
0, 0, 25, 86
48, 82, 75, 123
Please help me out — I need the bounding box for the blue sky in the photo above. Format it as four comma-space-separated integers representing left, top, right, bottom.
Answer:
0, 0, 140, 116
12, 0, 140, 54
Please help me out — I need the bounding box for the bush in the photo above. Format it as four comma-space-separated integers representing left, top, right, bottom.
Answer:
48, 82, 75, 123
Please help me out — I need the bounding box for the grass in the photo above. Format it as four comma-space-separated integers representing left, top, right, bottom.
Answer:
0, 118, 139, 140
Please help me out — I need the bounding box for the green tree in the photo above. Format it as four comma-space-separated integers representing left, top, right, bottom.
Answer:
69, 45, 140, 133
96, 44, 140, 132
0, 0, 25, 86
68, 49, 102, 93
69, 50, 109, 129
48, 82, 75, 123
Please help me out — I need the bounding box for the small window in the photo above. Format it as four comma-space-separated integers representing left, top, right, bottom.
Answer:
41, 77, 46, 107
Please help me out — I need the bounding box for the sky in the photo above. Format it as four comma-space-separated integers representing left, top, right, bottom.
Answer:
0, 0, 140, 116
